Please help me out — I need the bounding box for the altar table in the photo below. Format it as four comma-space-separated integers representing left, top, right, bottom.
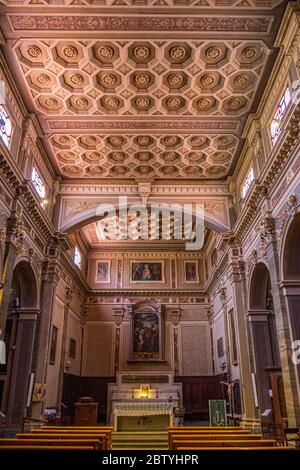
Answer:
113, 402, 173, 431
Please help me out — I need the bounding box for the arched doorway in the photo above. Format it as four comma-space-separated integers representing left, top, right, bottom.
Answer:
248, 262, 286, 429
1, 261, 38, 427
282, 213, 300, 412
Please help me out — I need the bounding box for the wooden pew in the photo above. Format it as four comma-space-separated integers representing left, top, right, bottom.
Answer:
16, 433, 108, 450
31, 429, 111, 449
168, 429, 251, 447
172, 439, 276, 450
168, 426, 243, 431
0, 438, 101, 450
169, 434, 262, 449
0, 445, 95, 451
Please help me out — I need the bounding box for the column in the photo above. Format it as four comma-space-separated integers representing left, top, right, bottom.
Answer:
31, 241, 60, 419
113, 307, 125, 374
229, 247, 258, 429
0, 209, 24, 340
169, 308, 181, 376
260, 215, 300, 426
56, 287, 73, 414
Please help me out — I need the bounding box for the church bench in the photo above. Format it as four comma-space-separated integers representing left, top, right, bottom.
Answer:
16, 433, 108, 450
0, 445, 96, 451
169, 434, 262, 448
31, 429, 111, 448
0, 438, 102, 450
168, 429, 250, 446
172, 439, 277, 450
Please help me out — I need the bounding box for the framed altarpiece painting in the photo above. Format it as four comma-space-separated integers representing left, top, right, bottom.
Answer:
128, 300, 165, 362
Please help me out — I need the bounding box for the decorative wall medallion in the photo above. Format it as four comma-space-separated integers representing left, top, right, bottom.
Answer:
196, 97, 215, 110
241, 47, 257, 59
211, 152, 230, 164
165, 96, 184, 111
136, 166, 152, 175
217, 136, 233, 146
200, 74, 215, 87
111, 166, 129, 175
83, 152, 103, 163
161, 166, 177, 175
73, 97, 89, 108
190, 136, 206, 147
62, 165, 83, 175
44, 97, 58, 107
187, 152, 205, 163
86, 165, 105, 176
37, 73, 50, 85
206, 165, 225, 175
205, 47, 221, 60
161, 152, 178, 162
134, 73, 151, 87
167, 73, 184, 88
226, 97, 244, 110
102, 96, 120, 110
234, 74, 249, 87
184, 166, 203, 176
27, 45, 42, 58
170, 46, 186, 60
63, 45, 78, 58
161, 135, 181, 147
59, 151, 77, 162
109, 152, 127, 162
58, 136, 70, 144
135, 152, 152, 162
136, 136, 152, 146
69, 73, 84, 86
134, 96, 152, 110
108, 136, 125, 147
98, 45, 114, 60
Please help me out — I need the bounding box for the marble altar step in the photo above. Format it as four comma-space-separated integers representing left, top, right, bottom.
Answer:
112, 431, 169, 450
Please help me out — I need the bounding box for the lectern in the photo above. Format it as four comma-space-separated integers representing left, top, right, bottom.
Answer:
75, 397, 98, 426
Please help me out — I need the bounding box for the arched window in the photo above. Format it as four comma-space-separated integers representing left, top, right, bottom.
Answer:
270, 87, 291, 145
74, 246, 82, 269
31, 166, 46, 202
0, 104, 13, 148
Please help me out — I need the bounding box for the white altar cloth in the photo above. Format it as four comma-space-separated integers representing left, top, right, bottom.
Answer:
113, 402, 173, 431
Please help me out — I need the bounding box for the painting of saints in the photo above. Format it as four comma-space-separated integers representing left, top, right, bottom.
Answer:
96, 261, 110, 283
185, 261, 199, 283
131, 262, 163, 282
133, 313, 159, 353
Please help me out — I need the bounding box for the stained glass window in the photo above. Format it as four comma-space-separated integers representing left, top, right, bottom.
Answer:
0, 105, 13, 148
74, 246, 82, 268
242, 167, 254, 199
270, 87, 291, 145
31, 166, 46, 200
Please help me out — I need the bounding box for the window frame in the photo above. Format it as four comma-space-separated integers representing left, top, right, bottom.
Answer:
270, 86, 291, 146
0, 103, 13, 149
31, 165, 47, 202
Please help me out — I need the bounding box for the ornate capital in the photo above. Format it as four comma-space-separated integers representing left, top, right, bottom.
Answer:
113, 307, 125, 326
80, 304, 88, 325
65, 286, 73, 306
218, 287, 227, 307
259, 216, 276, 248
137, 180, 153, 205
169, 307, 181, 326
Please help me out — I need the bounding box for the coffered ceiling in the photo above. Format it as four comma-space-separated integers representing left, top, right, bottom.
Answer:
0, 1, 286, 182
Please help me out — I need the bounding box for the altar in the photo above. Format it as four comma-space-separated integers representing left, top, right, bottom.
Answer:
113, 402, 173, 431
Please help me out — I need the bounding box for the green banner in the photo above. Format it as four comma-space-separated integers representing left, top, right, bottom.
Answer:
209, 400, 227, 426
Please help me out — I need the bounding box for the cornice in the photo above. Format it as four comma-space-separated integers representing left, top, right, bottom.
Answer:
88, 289, 206, 298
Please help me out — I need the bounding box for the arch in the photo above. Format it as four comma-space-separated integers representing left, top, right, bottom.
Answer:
59, 202, 230, 235
9, 260, 38, 309
282, 213, 300, 279
249, 262, 271, 310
